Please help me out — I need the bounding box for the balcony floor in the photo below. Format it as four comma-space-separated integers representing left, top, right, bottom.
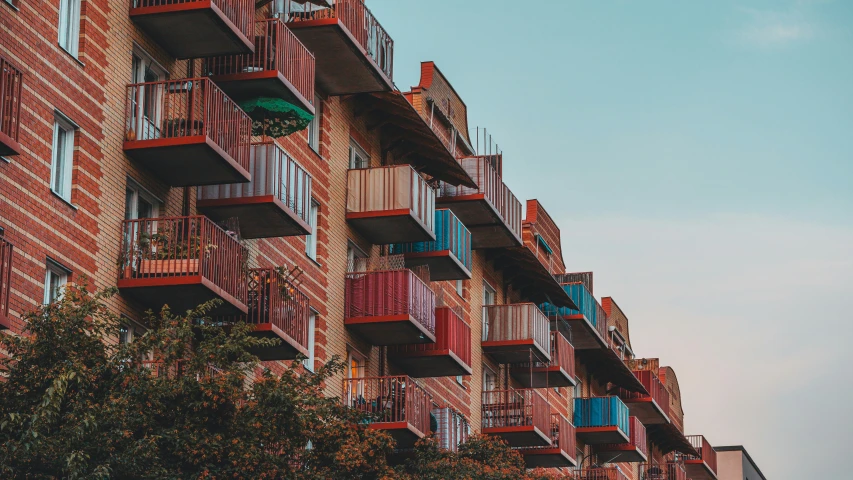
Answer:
197, 195, 311, 239
684, 461, 717, 480
389, 349, 472, 378
118, 276, 248, 316
287, 20, 393, 95
210, 71, 315, 116
481, 425, 551, 448
518, 449, 577, 469
130, 5, 254, 59
345, 314, 436, 346
510, 365, 578, 389
436, 194, 522, 249
124, 137, 250, 187
575, 426, 630, 445
401, 251, 471, 281
623, 398, 670, 425
0, 131, 22, 157
595, 445, 648, 463
248, 323, 309, 361
346, 210, 436, 245
482, 339, 550, 365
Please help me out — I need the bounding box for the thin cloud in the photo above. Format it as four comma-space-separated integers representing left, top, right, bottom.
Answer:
733, 6, 817, 47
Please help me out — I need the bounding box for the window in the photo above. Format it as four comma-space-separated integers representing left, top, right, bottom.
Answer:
307, 96, 321, 153
456, 279, 464, 297
43, 260, 70, 304
303, 309, 317, 372
119, 318, 146, 345
346, 241, 367, 273
482, 366, 497, 392
130, 49, 167, 141
305, 199, 319, 260
124, 179, 160, 220
455, 375, 465, 387
57, 0, 81, 57
348, 140, 369, 169
345, 349, 366, 404
50, 113, 76, 202
482, 281, 496, 339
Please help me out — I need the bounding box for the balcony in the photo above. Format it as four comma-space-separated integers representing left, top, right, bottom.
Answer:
389, 209, 472, 281
0, 56, 23, 157
433, 406, 470, 453
198, 142, 312, 239
388, 306, 471, 377
284, 0, 394, 95
482, 389, 551, 447
639, 462, 688, 480
595, 416, 649, 463
574, 467, 630, 480
683, 435, 718, 480
129, 0, 254, 59
344, 268, 436, 345
542, 281, 608, 350
206, 18, 315, 115
482, 303, 550, 364
0, 236, 12, 330
346, 165, 436, 244
438, 156, 522, 249
123, 78, 251, 187
343, 376, 431, 449
241, 267, 310, 361
573, 396, 631, 444
511, 331, 577, 388
618, 370, 671, 425
118, 215, 248, 315
517, 414, 577, 468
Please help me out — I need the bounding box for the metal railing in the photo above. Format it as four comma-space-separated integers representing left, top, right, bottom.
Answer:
284, 0, 394, 81
244, 267, 309, 349
521, 414, 576, 458
205, 18, 315, 104
198, 142, 312, 225
119, 216, 248, 304
440, 156, 522, 240
551, 331, 576, 378
574, 467, 630, 480
482, 303, 551, 360
389, 209, 472, 271
599, 416, 648, 459
573, 396, 631, 435
0, 56, 23, 147
482, 389, 550, 439
541, 282, 608, 341
434, 406, 469, 453
619, 370, 670, 417
639, 462, 688, 480
130, 0, 253, 44
347, 165, 436, 234
0, 236, 12, 328
389, 306, 470, 368
343, 376, 430, 435
344, 269, 436, 336
685, 435, 717, 474
124, 78, 251, 170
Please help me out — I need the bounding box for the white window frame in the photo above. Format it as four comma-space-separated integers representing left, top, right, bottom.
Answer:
456, 279, 464, 297
50, 113, 77, 202
346, 241, 367, 273
482, 281, 496, 339
303, 309, 318, 372
130, 47, 168, 141
57, 0, 82, 57
125, 178, 161, 220
305, 199, 319, 260
348, 140, 369, 169
307, 95, 321, 153
482, 365, 497, 393
43, 260, 70, 305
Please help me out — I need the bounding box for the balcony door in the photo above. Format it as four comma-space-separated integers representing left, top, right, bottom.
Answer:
482, 281, 496, 340
123, 180, 160, 271
130, 49, 167, 141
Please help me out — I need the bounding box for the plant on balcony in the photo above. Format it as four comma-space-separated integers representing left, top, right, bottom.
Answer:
239, 97, 314, 138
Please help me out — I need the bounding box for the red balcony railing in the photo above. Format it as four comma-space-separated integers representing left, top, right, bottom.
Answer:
389, 306, 470, 370
521, 413, 576, 458
347, 165, 436, 232
205, 18, 315, 106
130, 0, 253, 45
343, 376, 430, 436
124, 78, 251, 174
434, 406, 469, 453
119, 216, 247, 307
0, 236, 13, 329
685, 435, 717, 474
285, 0, 394, 81
574, 467, 630, 480
344, 269, 436, 336
598, 416, 648, 460
246, 267, 309, 349
639, 462, 688, 480
482, 303, 551, 361
620, 370, 670, 413
551, 331, 576, 378
0, 56, 23, 156
482, 389, 550, 438
440, 156, 522, 239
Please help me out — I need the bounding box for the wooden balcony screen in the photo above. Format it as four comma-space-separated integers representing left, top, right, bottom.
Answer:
0, 56, 23, 149
347, 165, 435, 231
482, 303, 550, 358
344, 269, 436, 336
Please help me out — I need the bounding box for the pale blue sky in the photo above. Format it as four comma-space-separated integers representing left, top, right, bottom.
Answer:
372, 1, 852, 478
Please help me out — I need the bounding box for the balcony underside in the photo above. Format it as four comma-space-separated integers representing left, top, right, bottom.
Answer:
118, 276, 248, 316
389, 349, 472, 378
287, 20, 392, 95
436, 195, 521, 249
345, 314, 436, 346
482, 339, 549, 365
400, 251, 471, 281
646, 423, 699, 456
623, 398, 670, 425
210, 71, 315, 116
129, 5, 254, 59
575, 426, 630, 445
510, 365, 578, 389
595, 445, 648, 463
197, 196, 311, 239
578, 348, 648, 394
124, 137, 251, 187
369, 422, 425, 450
684, 461, 717, 480
518, 448, 577, 469
0, 131, 22, 157
248, 323, 309, 361
553, 314, 607, 350
482, 426, 551, 448
346, 210, 436, 245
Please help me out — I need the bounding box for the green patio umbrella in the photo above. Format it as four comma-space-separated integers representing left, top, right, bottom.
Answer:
239, 97, 314, 138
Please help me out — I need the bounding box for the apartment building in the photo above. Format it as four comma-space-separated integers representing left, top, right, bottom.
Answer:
1, 0, 729, 477
715, 446, 767, 480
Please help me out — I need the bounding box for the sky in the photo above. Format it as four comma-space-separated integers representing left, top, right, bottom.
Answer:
370, 1, 853, 478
